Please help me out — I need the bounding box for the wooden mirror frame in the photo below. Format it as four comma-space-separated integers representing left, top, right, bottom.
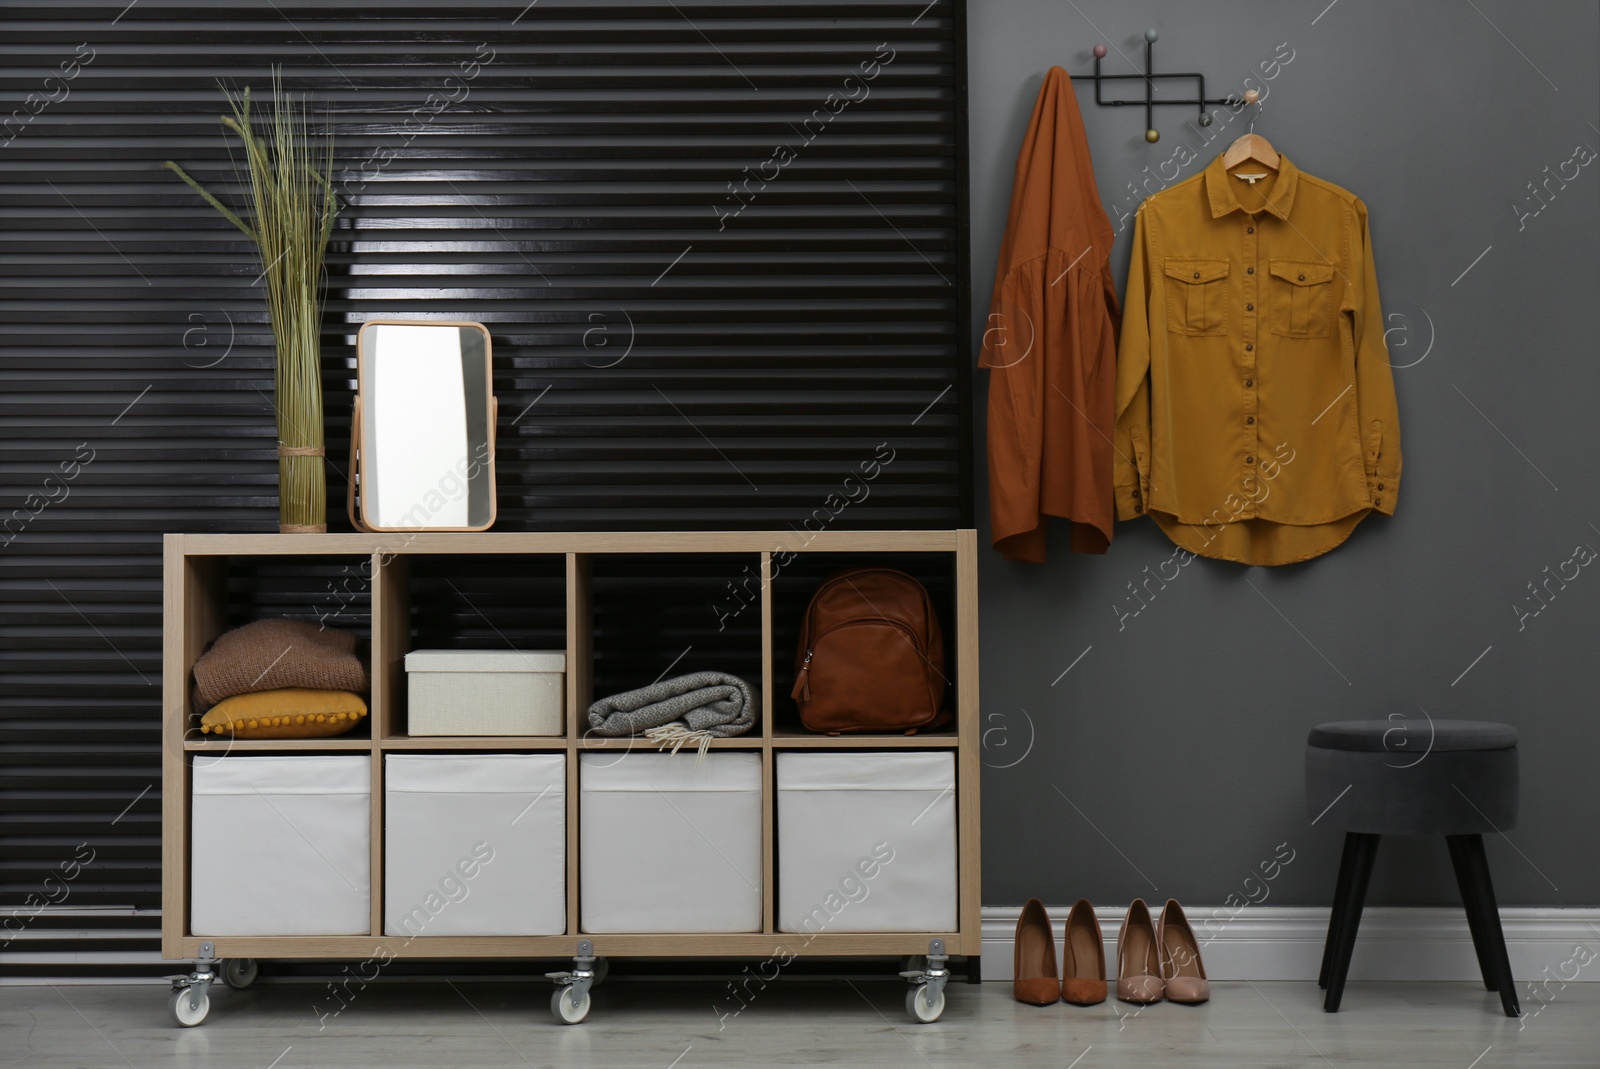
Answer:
347, 319, 498, 533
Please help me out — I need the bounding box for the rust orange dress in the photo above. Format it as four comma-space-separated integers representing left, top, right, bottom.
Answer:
980, 66, 1120, 563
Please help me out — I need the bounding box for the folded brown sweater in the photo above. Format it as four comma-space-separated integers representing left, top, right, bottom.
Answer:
193, 618, 369, 709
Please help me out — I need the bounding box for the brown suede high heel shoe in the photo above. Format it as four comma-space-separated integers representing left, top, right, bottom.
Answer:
1158, 899, 1210, 1004
1060, 898, 1107, 1005
1013, 898, 1060, 1004
1116, 898, 1164, 1004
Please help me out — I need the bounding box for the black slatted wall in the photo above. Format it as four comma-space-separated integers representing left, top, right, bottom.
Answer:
0, 0, 970, 973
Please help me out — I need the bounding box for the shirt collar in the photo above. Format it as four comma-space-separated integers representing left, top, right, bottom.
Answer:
1205, 151, 1299, 220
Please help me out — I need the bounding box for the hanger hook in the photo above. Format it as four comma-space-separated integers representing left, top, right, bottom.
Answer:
1243, 88, 1262, 134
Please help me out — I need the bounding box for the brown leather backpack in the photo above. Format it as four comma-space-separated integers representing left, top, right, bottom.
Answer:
790, 567, 949, 734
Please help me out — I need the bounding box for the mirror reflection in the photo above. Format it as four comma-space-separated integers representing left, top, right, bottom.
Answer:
356, 321, 495, 531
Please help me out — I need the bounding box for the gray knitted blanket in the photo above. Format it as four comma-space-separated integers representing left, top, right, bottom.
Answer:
587, 671, 757, 738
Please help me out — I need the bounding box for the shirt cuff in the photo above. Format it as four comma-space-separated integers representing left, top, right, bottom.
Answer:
1115, 483, 1147, 521
1371, 474, 1398, 516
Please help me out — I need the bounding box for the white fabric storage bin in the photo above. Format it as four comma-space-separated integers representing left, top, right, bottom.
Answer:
385, 754, 565, 936
777, 752, 956, 934
580, 752, 761, 933
384, 752, 566, 934
406, 649, 565, 736
190, 755, 370, 936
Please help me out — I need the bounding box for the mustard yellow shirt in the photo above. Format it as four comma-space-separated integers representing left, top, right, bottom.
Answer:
1114, 153, 1402, 565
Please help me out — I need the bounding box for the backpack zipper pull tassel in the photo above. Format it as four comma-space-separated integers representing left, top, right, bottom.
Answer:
791, 649, 812, 702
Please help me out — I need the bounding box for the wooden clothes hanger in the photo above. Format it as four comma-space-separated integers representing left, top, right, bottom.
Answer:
1222, 89, 1279, 171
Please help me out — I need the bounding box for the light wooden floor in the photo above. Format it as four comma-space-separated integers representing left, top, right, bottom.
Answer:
2, 979, 1594, 1068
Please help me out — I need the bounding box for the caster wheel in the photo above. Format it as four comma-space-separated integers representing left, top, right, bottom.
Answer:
168, 986, 210, 1027
221, 958, 259, 990
551, 986, 591, 1024
905, 985, 944, 1023
590, 957, 610, 986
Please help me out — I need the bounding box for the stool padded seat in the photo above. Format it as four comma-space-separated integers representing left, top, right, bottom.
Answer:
1308, 719, 1517, 753
1305, 719, 1519, 835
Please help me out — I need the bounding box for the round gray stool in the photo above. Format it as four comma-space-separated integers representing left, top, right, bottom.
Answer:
1305, 718, 1520, 1017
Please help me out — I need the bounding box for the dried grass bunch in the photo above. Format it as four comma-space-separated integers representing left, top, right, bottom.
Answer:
166, 71, 337, 532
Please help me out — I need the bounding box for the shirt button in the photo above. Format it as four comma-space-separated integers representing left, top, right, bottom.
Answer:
1245, 343, 1253, 351
1244, 379, 1254, 387
1246, 303, 1254, 311
1245, 456, 1255, 464
1247, 266, 1255, 274
1246, 416, 1255, 424
1247, 226, 1255, 234
1298, 273, 1306, 281
1377, 483, 1385, 490
1193, 271, 1201, 279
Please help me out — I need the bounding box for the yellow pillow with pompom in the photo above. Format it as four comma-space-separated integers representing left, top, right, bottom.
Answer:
200, 688, 368, 738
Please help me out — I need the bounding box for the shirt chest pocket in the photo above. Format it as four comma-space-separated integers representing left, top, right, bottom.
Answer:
1268, 260, 1336, 338
1163, 258, 1230, 337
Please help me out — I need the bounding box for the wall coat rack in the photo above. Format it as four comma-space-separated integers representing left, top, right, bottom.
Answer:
1069, 28, 1259, 143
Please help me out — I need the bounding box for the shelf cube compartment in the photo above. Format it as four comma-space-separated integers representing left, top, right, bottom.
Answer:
767, 553, 958, 738
385, 754, 565, 936
777, 752, 956, 933
189, 755, 371, 936
587, 553, 764, 721
579, 752, 761, 933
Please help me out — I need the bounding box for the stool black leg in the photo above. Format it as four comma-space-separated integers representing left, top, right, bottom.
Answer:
1323, 832, 1379, 1013
1446, 836, 1498, 991
1319, 833, 1362, 989
1448, 834, 1519, 1018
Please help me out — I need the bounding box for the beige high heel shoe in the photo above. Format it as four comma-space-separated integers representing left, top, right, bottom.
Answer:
1116, 898, 1164, 1004
1060, 898, 1107, 1005
1158, 899, 1210, 1004
1013, 898, 1061, 1004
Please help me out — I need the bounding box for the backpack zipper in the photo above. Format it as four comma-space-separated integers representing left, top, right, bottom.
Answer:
792, 649, 813, 703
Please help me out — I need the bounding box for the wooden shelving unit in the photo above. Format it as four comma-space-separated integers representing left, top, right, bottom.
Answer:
162, 530, 981, 969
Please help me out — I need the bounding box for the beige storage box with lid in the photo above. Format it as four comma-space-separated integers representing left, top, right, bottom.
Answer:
405, 649, 565, 736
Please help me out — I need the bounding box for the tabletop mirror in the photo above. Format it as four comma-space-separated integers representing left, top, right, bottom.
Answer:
348, 320, 497, 532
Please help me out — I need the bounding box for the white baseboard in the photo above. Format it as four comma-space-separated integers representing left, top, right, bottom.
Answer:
979, 905, 1600, 983
8, 906, 1597, 986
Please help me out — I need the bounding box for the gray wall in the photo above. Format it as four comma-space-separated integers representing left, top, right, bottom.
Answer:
969, 0, 1600, 907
